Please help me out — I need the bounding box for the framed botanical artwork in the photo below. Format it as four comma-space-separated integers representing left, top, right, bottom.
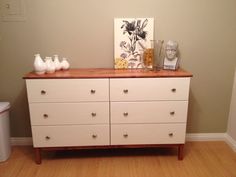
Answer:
114, 18, 154, 69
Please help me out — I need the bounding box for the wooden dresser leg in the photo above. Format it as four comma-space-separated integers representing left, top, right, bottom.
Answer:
35, 148, 42, 164
178, 144, 184, 160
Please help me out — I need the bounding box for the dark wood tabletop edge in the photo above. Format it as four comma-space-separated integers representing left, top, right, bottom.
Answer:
23, 68, 193, 79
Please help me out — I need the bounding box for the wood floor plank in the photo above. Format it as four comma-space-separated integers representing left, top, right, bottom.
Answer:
0, 141, 236, 177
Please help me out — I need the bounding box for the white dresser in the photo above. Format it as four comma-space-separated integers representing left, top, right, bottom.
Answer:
24, 68, 192, 164
110, 78, 190, 145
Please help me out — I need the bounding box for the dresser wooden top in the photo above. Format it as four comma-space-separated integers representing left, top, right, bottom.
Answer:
23, 68, 192, 79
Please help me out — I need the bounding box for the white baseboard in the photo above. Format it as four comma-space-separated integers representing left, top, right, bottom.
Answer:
186, 133, 226, 141
10, 133, 236, 152
10, 137, 32, 146
186, 133, 236, 152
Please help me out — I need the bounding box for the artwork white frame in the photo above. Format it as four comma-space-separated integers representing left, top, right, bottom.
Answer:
114, 18, 154, 69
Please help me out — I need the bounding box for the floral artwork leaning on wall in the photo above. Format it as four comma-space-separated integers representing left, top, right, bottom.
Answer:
114, 18, 154, 69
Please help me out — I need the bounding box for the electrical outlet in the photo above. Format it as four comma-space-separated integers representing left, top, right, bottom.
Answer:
2, 0, 21, 15
0, 0, 26, 22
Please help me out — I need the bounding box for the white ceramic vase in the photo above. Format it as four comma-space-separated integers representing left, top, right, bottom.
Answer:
45, 57, 56, 73
34, 54, 46, 75
61, 58, 70, 70
53, 55, 61, 70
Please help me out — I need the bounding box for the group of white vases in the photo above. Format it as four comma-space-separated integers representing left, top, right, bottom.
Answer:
34, 54, 70, 74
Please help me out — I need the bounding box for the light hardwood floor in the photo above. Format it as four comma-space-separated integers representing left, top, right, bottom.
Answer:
0, 141, 236, 177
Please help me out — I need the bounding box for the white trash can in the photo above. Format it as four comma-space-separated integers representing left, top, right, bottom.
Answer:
0, 102, 11, 162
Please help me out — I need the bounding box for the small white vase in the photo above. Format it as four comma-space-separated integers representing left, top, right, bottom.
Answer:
34, 54, 46, 75
61, 58, 70, 70
53, 55, 61, 70
45, 57, 56, 73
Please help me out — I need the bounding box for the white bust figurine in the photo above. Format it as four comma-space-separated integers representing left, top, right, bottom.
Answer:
163, 40, 179, 70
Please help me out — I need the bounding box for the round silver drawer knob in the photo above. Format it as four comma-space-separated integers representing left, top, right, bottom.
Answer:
41, 90, 46, 95
43, 114, 48, 118
45, 136, 50, 140
90, 89, 96, 94
92, 134, 97, 139
123, 112, 128, 117
123, 89, 128, 94
91, 112, 97, 117
123, 133, 128, 138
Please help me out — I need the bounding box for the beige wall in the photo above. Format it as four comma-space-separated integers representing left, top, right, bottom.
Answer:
0, 0, 236, 137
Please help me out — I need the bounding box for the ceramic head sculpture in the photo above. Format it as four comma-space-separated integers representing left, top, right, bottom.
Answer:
165, 40, 178, 60
163, 40, 179, 70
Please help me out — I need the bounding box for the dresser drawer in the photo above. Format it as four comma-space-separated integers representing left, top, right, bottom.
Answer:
110, 78, 190, 101
29, 102, 109, 125
111, 124, 186, 145
32, 125, 110, 147
111, 101, 188, 123
26, 79, 109, 102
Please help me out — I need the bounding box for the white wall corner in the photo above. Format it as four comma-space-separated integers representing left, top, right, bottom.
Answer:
10, 137, 32, 146
225, 134, 236, 152
227, 68, 236, 143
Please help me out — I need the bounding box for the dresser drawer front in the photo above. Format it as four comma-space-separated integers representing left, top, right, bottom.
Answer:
110, 78, 190, 101
111, 101, 188, 123
111, 124, 186, 145
32, 125, 110, 147
26, 79, 109, 102
29, 102, 109, 125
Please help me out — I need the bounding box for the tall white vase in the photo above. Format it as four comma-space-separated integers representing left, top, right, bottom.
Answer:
53, 55, 61, 71
45, 57, 56, 73
34, 54, 46, 75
